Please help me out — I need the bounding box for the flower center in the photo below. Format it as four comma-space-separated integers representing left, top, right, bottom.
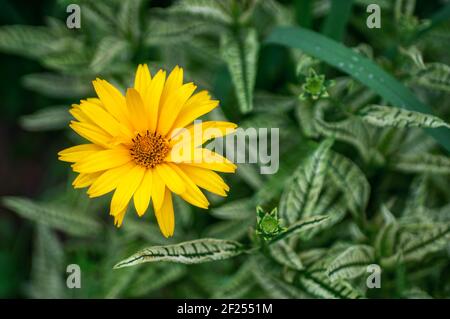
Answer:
130, 131, 170, 168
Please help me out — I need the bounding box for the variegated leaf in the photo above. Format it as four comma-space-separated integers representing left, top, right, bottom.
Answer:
327, 152, 370, 217
294, 271, 362, 299
359, 105, 450, 129
401, 223, 450, 262
114, 239, 244, 268
2, 196, 101, 237
327, 245, 375, 281
221, 28, 259, 113
279, 139, 333, 224
390, 153, 450, 174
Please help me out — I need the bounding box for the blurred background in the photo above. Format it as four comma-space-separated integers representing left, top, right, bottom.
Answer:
0, 0, 449, 298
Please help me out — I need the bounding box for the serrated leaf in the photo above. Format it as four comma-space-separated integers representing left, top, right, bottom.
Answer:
221, 29, 259, 113
265, 26, 450, 152
294, 271, 362, 299
210, 198, 255, 220
253, 92, 297, 113
279, 139, 333, 225
300, 190, 347, 240
90, 36, 128, 73
390, 153, 450, 174
401, 223, 450, 262
314, 101, 372, 160
145, 17, 212, 45
252, 257, 305, 298
118, 0, 142, 40
359, 105, 450, 129
270, 215, 330, 243
269, 240, 304, 270
327, 245, 375, 281
22, 73, 90, 98
375, 222, 402, 259
114, 239, 245, 268
128, 264, 186, 297
213, 260, 255, 298
20, 106, 72, 131
168, 0, 232, 24
414, 63, 450, 93
204, 219, 253, 240
2, 196, 101, 237
28, 225, 66, 299
0, 25, 58, 59
327, 151, 370, 217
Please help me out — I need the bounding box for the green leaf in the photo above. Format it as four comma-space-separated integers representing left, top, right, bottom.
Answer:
414, 63, 450, 93
300, 190, 347, 240
90, 36, 129, 73
401, 223, 450, 262
390, 153, 450, 174
359, 105, 450, 129
204, 219, 253, 241
252, 257, 305, 298
28, 225, 66, 298
269, 240, 304, 270
279, 139, 333, 224
20, 106, 72, 131
113, 239, 245, 268
210, 198, 255, 220
168, 0, 233, 24
128, 264, 186, 297
269, 215, 330, 244
321, 0, 353, 41
213, 260, 255, 298
0, 25, 58, 58
1, 196, 101, 237
375, 222, 402, 259
314, 102, 372, 160
294, 271, 362, 299
327, 245, 375, 281
118, 0, 142, 41
221, 28, 259, 113
145, 18, 212, 45
22, 73, 90, 98
265, 26, 450, 152
327, 151, 370, 216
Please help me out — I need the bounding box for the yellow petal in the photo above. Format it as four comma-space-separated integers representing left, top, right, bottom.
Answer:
78, 100, 125, 137
133, 169, 153, 216
87, 162, 134, 197
154, 188, 175, 238
70, 105, 95, 125
155, 163, 186, 195
112, 207, 127, 228
151, 168, 166, 211
179, 164, 229, 196
158, 83, 197, 136
142, 70, 166, 132
58, 144, 103, 162
126, 88, 148, 133
171, 91, 219, 130
72, 172, 102, 189
92, 79, 133, 130
110, 165, 146, 215
70, 121, 112, 148
174, 148, 237, 173
168, 163, 209, 208
170, 121, 237, 148
72, 147, 132, 173
160, 66, 183, 107
134, 64, 151, 95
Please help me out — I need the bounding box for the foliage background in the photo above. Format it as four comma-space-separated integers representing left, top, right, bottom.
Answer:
0, 0, 449, 298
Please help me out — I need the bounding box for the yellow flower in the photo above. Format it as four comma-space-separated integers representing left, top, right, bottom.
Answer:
58, 65, 237, 237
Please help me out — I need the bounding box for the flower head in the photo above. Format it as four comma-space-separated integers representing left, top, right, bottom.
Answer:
58, 65, 237, 237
